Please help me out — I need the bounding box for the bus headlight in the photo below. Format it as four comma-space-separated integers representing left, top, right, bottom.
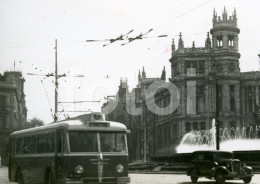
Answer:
75, 165, 84, 174
116, 164, 124, 173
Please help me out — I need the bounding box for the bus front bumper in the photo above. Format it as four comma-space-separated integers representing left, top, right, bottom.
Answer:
65, 177, 130, 184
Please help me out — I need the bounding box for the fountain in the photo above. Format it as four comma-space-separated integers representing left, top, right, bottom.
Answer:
176, 119, 260, 153
151, 119, 260, 171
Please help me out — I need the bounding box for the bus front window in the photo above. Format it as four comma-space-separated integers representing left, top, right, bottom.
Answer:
99, 132, 127, 153
69, 132, 98, 152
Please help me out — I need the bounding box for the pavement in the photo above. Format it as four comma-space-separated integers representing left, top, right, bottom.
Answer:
0, 166, 16, 184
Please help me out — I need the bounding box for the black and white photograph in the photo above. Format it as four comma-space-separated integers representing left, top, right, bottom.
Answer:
1, 0, 260, 183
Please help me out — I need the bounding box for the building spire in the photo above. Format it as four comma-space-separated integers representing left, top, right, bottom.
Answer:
161, 66, 166, 80
138, 70, 141, 82
178, 32, 184, 50
222, 6, 227, 21
213, 8, 217, 25
142, 66, 146, 79
233, 7, 237, 21
172, 39, 175, 52
205, 32, 211, 49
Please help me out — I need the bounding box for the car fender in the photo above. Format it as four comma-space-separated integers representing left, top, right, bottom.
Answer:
243, 166, 253, 173
216, 166, 228, 175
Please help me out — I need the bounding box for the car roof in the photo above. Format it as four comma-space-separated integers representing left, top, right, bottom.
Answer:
193, 150, 232, 154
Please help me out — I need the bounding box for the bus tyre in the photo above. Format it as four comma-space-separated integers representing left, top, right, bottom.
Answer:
17, 169, 24, 184
46, 171, 56, 184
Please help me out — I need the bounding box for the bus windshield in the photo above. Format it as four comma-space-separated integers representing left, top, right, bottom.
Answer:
69, 132, 98, 152
69, 131, 127, 153
99, 132, 127, 153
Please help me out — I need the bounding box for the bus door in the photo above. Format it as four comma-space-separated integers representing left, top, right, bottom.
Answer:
56, 129, 65, 182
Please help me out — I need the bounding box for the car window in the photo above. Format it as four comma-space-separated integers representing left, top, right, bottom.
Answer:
198, 153, 204, 160
204, 153, 213, 160
214, 152, 233, 159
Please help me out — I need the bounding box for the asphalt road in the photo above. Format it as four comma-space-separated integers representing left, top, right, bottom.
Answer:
130, 173, 260, 184
1, 167, 260, 184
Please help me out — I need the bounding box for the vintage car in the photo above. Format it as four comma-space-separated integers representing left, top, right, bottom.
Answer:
187, 150, 253, 184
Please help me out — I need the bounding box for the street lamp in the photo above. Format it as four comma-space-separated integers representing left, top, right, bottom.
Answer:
212, 61, 220, 150
215, 77, 220, 150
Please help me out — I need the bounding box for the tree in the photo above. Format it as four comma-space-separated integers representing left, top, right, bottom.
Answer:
23, 117, 44, 129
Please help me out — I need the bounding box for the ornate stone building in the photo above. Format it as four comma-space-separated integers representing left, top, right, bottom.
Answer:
0, 70, 27, 165
102, 77, 129, 127
103, 8, 260, 160
150, 8, 260, 157
102, 67, 166, 160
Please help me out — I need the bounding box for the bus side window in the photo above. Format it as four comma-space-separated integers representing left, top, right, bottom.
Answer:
46, 133, 55, 153
30, 136, 37, 153
37, 134, 46, 153
16, 138, 23, 154
24, 137, 30, 154
57, 131, 63, 153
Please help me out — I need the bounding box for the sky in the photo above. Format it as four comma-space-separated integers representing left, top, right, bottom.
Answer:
0, 0, 260, 124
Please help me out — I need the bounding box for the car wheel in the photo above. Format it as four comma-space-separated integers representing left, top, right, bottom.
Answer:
17, 169, 24, 184
215, 171, 225, 184
190, 168, 198, 183
243, 176, 252, 184
46, 171, 56, 184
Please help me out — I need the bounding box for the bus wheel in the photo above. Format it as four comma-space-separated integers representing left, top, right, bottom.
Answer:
17, 169, 24, 184
46, 171, 56, 184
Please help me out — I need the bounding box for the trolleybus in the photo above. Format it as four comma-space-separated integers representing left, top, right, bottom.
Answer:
8, 112, 130, 184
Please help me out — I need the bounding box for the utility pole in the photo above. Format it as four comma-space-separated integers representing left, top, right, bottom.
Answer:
258, 52, 260, 71
54, 39, 58, 122
27, 39, 84, 122
216, 78, 220, 150
143, 113, 147, 162
143, 96, 147, 162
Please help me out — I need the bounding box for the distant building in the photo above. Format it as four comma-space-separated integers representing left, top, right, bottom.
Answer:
0, 70, 27, 165
150, 8, 260, 157
136, 67, 166, 161
102, 77, 129, 126
102, 8, 260, 160
102, 67, 166, 160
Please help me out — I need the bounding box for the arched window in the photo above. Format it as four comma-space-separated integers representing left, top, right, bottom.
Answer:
219, 121, 223, 129
193, 122, 198, 130
185, 122, 191, 133
217, 35, 223, 47
228, 35, 234, 47
230, 85, 235, 111
200, 122, 206, 130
